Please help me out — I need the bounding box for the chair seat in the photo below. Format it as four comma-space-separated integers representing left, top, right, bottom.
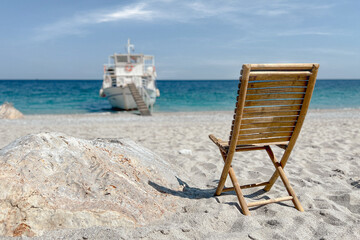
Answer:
209, 134, 288, 152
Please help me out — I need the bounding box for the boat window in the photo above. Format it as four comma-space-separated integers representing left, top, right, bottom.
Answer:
130, 56, 142, 63
116, 56, 128, 63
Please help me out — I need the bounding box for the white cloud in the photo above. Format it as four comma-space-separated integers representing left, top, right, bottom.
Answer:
34, 0, 239, 41
33, 0, 336, 41
34, 2, 152, 41
93, 3, 152, 23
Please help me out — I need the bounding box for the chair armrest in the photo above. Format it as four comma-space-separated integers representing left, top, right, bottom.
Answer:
209, 134, 220, 144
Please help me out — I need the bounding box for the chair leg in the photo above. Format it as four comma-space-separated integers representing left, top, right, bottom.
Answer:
215, 150, 250, 215
264, 147, 291, 192
265, 147, 304, 212
228, 168, 251, 215
263, 171, 279, 192
215, 150, 231, 196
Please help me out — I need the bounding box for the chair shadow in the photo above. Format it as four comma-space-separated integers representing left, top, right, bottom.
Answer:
148, 177, 215, 199
149, 177, 293, 210
149, 177, 268, 200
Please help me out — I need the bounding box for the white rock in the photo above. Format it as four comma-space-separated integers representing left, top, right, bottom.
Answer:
0, 102, 23, 119
178, 149, 192, 155
0, 132, 179, 237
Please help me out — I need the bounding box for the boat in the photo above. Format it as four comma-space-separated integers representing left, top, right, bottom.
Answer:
99, 39, 159, 115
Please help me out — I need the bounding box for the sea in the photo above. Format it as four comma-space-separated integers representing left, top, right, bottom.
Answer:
0, 80, 359, 115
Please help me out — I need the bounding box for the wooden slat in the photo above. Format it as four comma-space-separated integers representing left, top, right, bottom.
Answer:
249, 71, 312, 76
248, 80, 308, 89
248, 63, 315, 71
247, 87, 307, 95
247, 196, 294, 207
239, 127, 295, 135
231, 129, 293, 138
246, 93, 305, 101
234, 112, 300, 123
245, 99, 303, 107
241, 116, 298, 124
243, 105, 302, 113
238, 131, 293, 140
243, 110, 300, 118
248, 76, 309, 81
235, 146, 269, 151
240, 121, 297, 129
248, 71, 311, 81
222, 181, 270, 192
237, 137, 291, 145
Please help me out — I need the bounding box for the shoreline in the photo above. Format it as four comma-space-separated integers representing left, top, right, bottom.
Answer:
4, 107, 360, 117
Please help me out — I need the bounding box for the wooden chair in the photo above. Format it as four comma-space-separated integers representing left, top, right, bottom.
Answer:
209, 63, 319, 215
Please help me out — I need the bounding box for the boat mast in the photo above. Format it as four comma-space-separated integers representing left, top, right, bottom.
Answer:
126, 38, 134, 63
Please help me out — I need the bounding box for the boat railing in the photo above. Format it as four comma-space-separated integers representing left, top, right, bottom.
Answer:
137, 85, 153, 113
105, 62, 154, 76
142, 77, 149, 87
104, 64, 115, 72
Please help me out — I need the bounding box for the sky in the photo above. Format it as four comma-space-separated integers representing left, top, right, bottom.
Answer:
0, 0, 359, 80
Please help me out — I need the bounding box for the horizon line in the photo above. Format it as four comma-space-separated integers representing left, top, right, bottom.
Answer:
1, 78, 360, 81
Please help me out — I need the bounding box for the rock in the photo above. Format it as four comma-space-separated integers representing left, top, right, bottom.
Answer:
0, 133, 180, 237
0, 102, 23, 119
178, 149, 192, 155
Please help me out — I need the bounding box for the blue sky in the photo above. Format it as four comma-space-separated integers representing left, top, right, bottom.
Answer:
0, 0, 359, 80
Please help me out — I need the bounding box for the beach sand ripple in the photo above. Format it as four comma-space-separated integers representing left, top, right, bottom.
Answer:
0, 109, 359, 239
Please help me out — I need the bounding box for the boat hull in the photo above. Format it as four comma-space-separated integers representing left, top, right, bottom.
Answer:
102, 86, 156, 110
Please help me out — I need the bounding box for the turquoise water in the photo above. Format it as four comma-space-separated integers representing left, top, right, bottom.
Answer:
0, 80, 359, 114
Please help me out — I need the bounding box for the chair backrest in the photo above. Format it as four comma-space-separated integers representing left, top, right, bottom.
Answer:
229, 63, 319, 147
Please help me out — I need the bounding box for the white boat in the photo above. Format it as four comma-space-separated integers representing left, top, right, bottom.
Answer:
99, 39, 159, 114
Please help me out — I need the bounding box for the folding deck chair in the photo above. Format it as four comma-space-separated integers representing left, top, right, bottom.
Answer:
209, 63, 319, 215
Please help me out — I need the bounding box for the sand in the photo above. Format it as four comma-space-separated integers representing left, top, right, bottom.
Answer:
0, 109, 359, 239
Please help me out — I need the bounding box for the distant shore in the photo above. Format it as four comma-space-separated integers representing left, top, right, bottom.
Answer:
0, 109, 359, 239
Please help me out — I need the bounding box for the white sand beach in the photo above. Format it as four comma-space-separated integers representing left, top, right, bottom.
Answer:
0, 109, 359, 239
